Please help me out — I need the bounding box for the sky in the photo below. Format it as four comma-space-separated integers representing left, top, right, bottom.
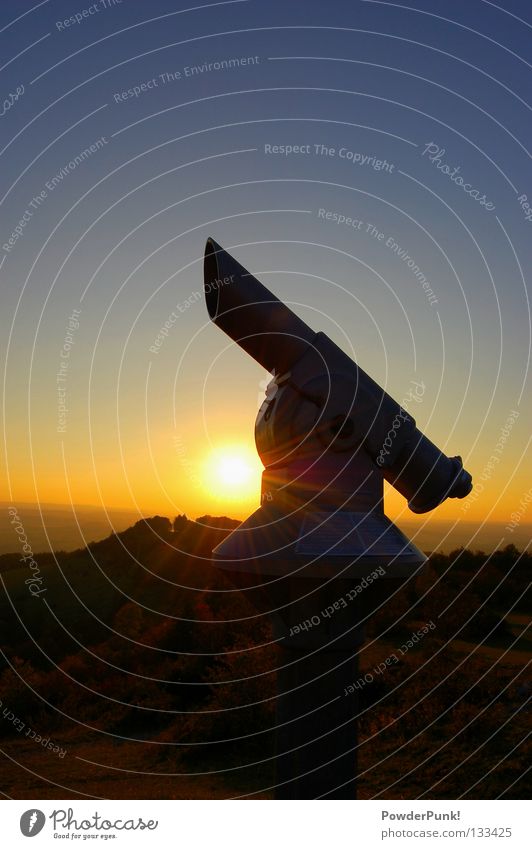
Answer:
1, 0, 531, 550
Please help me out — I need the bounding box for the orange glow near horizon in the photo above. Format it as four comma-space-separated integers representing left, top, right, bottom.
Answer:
4, 433, 530, 530
2, 386, 529, 530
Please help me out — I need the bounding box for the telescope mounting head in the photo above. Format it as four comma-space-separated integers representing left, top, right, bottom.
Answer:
203, 238, 472, 580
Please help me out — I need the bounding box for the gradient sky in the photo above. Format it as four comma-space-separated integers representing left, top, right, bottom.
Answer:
1, 0, 531, 548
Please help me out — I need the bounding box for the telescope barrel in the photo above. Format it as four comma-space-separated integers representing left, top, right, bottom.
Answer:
204, 238, 316, 374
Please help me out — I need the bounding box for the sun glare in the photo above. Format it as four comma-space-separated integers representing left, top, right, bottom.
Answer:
216, 455, 251, 486
203, 445, 263, 502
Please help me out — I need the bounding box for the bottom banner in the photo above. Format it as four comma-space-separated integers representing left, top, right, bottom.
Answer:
0, 799, 528, 848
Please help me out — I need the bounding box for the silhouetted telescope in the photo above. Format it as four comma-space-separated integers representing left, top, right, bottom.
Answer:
203, 237, 472, 798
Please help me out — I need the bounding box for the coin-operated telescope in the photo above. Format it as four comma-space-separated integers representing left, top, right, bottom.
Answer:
203, 238, 472, 799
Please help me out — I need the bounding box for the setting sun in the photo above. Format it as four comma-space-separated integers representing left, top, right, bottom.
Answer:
202, 445, 263, 502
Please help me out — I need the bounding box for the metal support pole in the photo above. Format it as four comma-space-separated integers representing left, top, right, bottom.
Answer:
274, 643, 362, 799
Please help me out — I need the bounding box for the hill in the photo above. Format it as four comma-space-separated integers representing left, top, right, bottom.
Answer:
0, 515, 529, 799
2, 501, 531, 555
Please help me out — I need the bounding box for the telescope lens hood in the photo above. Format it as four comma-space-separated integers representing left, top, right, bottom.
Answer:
204, 238, 315, 374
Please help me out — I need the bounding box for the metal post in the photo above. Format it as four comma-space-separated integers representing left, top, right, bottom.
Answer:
274, 642, 362, 799
268, 584, 366, 799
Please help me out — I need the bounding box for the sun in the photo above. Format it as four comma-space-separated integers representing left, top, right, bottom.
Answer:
216, 455, 252, 486
202, 445, 263, 502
